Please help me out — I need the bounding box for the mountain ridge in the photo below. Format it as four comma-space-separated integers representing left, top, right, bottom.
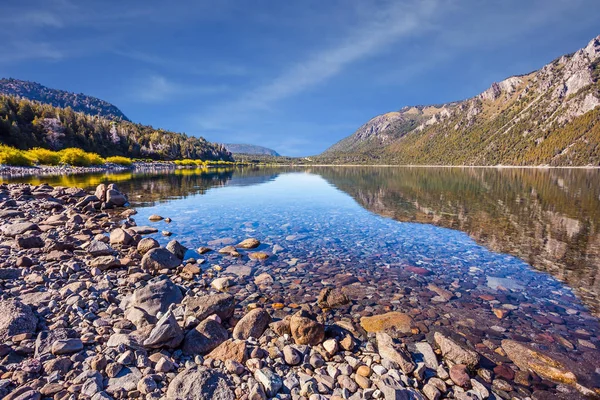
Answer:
0, 78, 129, 121
321, 35, 600, 166
223, 143, 280, 156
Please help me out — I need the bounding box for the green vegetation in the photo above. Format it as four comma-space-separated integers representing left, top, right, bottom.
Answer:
58, 148, 104, 166
105, 156, 133, 166
25, 147, 61, 165
0, 95, 232, 161
0, 144, 31, 166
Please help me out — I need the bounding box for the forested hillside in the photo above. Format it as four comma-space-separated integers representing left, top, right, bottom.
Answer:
0, 95, 232, 161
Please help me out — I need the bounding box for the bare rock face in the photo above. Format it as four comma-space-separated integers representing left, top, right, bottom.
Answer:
166, 367, 234, 400
232, 308, 272, 340
290, 310, 324, 346
0, 299, 37, 340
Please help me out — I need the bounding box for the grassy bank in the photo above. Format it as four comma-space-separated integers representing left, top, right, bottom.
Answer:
0, 145, 236, 168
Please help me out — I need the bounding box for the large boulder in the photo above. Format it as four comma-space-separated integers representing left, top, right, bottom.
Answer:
122, 279, 183, 323
182, 318, 228, 355
110, 228, 133, 245
232, 308, 271, 340
207, 339, 248, 363
501, 339, 577, 385
166, 367, 234, 400
290, 310, 324, 346
141, 248, 181, 271
166, 240, 187, 260
317, 288, 350, 309
137, 238, 160, 255
0, 299, 37, 340
1, 222, 39, 237
106, 184, 128, 207
183, 293, 235, 322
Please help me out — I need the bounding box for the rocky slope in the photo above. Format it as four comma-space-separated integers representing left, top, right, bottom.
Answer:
224, 144, 280, 156
0, 78, 129, 121
322, 35, 600, 166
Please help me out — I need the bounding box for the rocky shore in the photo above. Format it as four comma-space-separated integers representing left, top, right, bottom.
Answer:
0, 183, 598, 400
0, 162, 190, 179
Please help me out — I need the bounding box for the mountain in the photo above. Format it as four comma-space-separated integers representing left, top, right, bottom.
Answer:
223, 143, 280, 156
321, 35, 600, 166
0, 78, 129, 121
0, 94, 232, 161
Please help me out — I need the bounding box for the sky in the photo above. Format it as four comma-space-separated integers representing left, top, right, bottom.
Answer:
0, 1, 599, 156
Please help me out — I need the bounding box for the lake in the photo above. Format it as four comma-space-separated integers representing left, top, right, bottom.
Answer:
6, 166, 600, 388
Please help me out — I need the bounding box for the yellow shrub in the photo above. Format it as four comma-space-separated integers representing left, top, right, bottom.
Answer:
59, 148, 104, 166
105, 156, 132, 166
0, 145, 32, 166
25, 148, 61, 165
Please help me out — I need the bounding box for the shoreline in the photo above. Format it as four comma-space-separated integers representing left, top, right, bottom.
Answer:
0, 182, 597, 399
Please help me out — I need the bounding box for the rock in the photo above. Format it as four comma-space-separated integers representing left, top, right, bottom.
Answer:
106, 188, 127, 207
207, 339, 248, 363
501, 339, 577, 385
141, 247, 181, 271
137, 376, 157, 395
143, 310, 184, 349
360, 312, 413, 333
51, 338, 83, 355
166, 367, 234, 400
427, 284, 454, 302
248, 252, 269, 260
123, 278, 183, 321
283, 345, 302, 365
166, 239, 187, 260
317, 288, 349, 309
137, 237, 160, 254
129, 226, 159, 235
236, 238, 260, 249
323, 338, 339, 356
255, 368, 283, 397
3, 387, 41, 400
87, 240, 113, 256
423, 383, 441, 400
89, 255, 121, 270
148, 214, 164, 221
290, 310, 325, 345
106, 366, 142, 394
1, 222, 39, 237
184, 293, 235, 321
450, 364, 471, 387
16, 235, 44, 249
433, 332, 480, 369
211, 276, 234, 291
376, 332, 416, 374
225, 264, 253, 278
254, 273, 274, 286
94, 184, 107, 202
218, 245, 240, 257
182, 318, 228, 355
109, 228, 132, 245
0, 299, 37, 340
232, 308, 272, 340
16, 256, 33, 267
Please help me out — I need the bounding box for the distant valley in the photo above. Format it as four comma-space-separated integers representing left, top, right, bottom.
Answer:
223, 144, 280, 156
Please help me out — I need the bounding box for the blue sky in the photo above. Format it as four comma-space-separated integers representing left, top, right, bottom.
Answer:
0, 0, 599, 156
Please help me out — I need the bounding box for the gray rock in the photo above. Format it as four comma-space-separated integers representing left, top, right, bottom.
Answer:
122, 278, 183, 321
141, 247, 181, 271
0, 299, 37, 341
182, 318, 228, 355
1, 222, 39, 237
106, 366, 142, 394
166, 240, 187, 260
377, 332, 416, 374
433, 332, 480, 369
255, 368, 283, 397
183, 293, 235, 321
137, 237, 160, 254
16, 235, 44, 249
106, 188, 127, 207
87, 240, 113, 256
143, 311, 184, 349
51, 338, 83, 355
166, 367, 234, 400
232, 308, 271, 340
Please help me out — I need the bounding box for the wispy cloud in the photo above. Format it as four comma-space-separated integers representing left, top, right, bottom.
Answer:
129, 74, 230, 103
195, 0, 439, 130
